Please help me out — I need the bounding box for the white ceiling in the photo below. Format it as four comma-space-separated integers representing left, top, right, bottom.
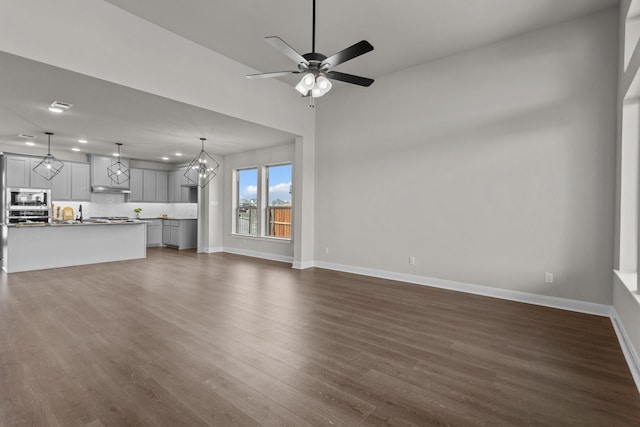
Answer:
105, 0, 618, 80
0, 51, 296, 164
0, 0, 618, 163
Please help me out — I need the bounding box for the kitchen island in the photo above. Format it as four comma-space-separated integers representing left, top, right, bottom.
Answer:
2, 221, 146, 273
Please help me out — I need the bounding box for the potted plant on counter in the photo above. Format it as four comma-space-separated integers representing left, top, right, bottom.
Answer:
133, 207, 142, 219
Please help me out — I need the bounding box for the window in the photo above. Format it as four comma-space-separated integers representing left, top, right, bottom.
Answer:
233, 163, 293, 239
236, 168, 257, 235
266, 164, 292, 238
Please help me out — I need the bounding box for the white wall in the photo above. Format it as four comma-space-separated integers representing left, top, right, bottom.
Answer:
315, 9, 618, 305
223, 143, 295, 261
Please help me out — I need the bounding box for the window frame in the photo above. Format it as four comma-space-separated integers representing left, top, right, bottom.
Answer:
234, 167, 259, 236
265, 163, 293, 239
232, 162, 293, 241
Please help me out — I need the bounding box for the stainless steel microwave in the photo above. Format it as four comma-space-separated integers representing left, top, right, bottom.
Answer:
6, 188, 51, 224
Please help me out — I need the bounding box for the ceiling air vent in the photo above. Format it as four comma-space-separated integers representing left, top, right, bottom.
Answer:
50, 101, 73, 110
18, 133, 37, 139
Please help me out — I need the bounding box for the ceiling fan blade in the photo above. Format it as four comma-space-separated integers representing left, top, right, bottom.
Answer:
246, 71, 300, 79
265, 36, 309, 65
321, 40, 373, 69
326, 71, 374, 87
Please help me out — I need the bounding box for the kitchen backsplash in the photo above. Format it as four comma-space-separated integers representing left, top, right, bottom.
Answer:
53, 193, 197, 219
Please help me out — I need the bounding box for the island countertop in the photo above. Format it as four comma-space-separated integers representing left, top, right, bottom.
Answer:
5, 220, 147, 227
2, 221, 146, 273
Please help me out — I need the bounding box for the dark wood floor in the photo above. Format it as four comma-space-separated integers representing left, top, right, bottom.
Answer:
0, 248, 639, 426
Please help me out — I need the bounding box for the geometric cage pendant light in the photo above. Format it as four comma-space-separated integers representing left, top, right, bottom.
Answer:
32, 131, 64, 180
107, 142, 130, 184
184, 137, 220, 188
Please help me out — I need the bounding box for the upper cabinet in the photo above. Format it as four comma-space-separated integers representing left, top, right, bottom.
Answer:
143, 170, 157, 202
4, 154, 190, 203
168, 169, 197, 203
6, 156, 32, 188
50, 161, 90, 201
156, 171, 168, 203
130, 168, 169, 203
90, 155, 129, 189
129, 169, 144, 202
29, 158, 52, 190
50, 164, 71, 200
4, 155, 90, 201
70, 163, 91, 201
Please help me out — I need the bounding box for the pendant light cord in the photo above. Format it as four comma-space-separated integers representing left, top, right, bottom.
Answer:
44, 132, 54, 155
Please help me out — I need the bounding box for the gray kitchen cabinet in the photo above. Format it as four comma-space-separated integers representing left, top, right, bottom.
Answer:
5, 155, 31, 188
167, 171, 175, 202
156, 171, 168, 202
129, 169, 143, 202
91, 155, 129, 189
182, 166, 198, 187
162, 223, 171, 245
162, 219, 196, 249
130, 169, 168, 202
51, 162, 90, 201
146, 219, 162, 247
50, 163, 71, 200
165, 169, 196, 203
70, 163, 91, 201
29, 158, 52, 190
173, 170, 183, 202
167, 171, 176, 202
170, 223, 180, 246
143, 170, 156, 202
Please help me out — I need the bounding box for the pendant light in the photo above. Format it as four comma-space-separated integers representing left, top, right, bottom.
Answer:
32, 132, 64, 180
107, 143, 130, 184
184, 137, 220, 188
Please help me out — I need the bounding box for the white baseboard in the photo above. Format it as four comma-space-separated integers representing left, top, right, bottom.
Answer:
223, 247, 293, 264
200, 246, 223, 254
610, 309, 640, 392
292, 260, 314, 270
313, 261, 612, 316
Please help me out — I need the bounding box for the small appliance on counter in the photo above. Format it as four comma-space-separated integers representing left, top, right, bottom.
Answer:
62, 206, 74, 220
5, 188, 52, 224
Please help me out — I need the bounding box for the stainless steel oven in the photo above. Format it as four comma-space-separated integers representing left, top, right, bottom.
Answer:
6, 188, 51, 224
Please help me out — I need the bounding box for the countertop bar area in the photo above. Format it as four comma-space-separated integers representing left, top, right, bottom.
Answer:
2, 221, 146, 273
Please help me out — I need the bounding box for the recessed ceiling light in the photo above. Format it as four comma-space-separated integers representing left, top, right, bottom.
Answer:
25, 141, 35, 146
78, 139, 88, 143
162, 157, 169, 161
113, 153, 120, 157
175, 152, 182, 156
18, 133, 37, 139
48, 101, 72, 113
72, 148, 80, 152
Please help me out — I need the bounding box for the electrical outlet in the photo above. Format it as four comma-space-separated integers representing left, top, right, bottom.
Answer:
324, 247, 329, 255
409, 256, 416, 265
545, 272, 554, 283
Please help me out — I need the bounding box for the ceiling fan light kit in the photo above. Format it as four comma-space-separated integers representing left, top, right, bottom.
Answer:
246, 0, 374, 105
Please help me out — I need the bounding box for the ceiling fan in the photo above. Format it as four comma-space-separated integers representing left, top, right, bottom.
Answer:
246, 0, 374, 100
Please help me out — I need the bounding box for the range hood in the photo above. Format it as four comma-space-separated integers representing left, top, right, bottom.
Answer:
91, 186, 131, 194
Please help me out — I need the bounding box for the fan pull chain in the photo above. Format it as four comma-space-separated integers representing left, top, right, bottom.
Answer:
309, 95, 315, 108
